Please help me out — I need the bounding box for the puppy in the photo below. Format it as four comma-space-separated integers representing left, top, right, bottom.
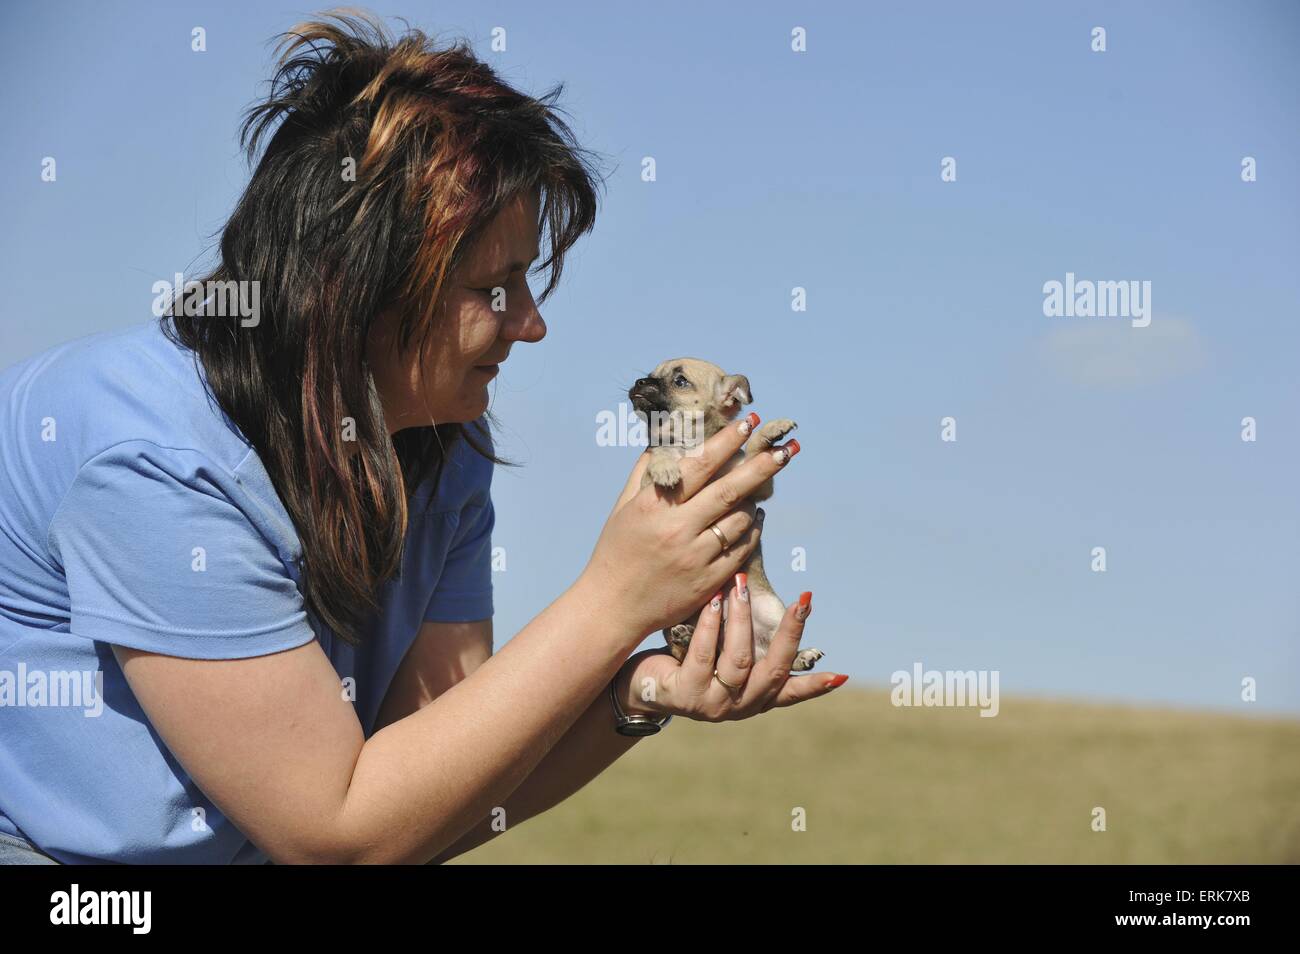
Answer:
627, 358, 824, 673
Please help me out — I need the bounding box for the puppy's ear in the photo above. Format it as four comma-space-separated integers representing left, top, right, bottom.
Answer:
716, 373, 753, 418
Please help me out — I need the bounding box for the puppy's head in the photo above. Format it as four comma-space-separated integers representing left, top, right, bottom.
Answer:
627, 358, 753, 445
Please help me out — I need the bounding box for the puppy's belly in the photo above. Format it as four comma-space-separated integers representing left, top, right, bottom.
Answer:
747, 585, 786, 661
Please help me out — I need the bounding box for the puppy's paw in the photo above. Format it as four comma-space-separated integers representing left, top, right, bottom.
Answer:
745, 418, 797, 456
646, 454, 683, 489
791, 648, 824, 672
665, 623, 694, 661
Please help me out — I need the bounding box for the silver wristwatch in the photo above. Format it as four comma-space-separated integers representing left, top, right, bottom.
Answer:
609, 676, 673, 736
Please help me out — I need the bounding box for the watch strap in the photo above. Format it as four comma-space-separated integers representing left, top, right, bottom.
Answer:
609, 675, 672, 735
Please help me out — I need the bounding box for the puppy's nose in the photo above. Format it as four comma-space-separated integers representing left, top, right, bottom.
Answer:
633, 376, 658, 389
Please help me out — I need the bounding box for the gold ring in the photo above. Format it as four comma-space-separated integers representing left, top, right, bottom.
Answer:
713, 669, 743, 691
709, 523, 730, 555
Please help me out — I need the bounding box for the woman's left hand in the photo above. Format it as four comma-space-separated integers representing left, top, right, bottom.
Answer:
613, 579, 847, 723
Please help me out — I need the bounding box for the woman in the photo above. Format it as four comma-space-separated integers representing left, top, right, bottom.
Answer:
0, 12, 845, 865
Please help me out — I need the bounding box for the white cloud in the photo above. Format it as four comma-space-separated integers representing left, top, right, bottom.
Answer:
1038, 315, 1208, 388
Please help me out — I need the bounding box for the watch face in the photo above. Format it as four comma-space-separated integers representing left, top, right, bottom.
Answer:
616, 720, 661, 737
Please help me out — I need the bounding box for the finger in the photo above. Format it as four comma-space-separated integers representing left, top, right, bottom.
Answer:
685, 438, 800, 534
760, 672, 848, 712
679, 588, 724, 694
743, 591, 812, 710
698, 502, 763, 594
710, 573, 754, 701
612, 449, 652, 514
667, 412, 760, 504
693, 500, 756, 562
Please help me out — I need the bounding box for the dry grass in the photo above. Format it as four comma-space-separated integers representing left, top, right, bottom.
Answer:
449, 686, 1300, 864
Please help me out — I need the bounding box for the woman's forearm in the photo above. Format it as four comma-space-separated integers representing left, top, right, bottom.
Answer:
330, 570, 643, 863
426, 672, 645, 863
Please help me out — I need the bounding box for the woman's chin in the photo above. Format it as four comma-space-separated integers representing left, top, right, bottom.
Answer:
447, 386, 491, 423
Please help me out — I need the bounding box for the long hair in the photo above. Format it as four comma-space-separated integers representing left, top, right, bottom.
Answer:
164, 10, 602, 645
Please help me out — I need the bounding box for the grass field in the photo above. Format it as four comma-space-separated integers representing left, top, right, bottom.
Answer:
450, 686, 1300, 864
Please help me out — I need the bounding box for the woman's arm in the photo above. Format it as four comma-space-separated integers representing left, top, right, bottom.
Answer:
373, 619, 496, 734
114, 570, 645, 865
115, 416, 788, 864
376, 617, 647, 864
426, 670, 644, 864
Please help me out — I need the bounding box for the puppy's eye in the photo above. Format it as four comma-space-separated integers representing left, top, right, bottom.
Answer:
673, 374, 690, 388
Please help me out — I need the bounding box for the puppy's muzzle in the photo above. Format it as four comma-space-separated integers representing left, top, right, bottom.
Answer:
628, 377, 668, 415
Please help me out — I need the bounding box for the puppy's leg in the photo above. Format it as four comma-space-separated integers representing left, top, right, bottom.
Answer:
744, 419, 797, 502
645, 447, 685, 490
743, 543, 781, 662
746, 537, 824, 673
663, 605, 703, 661
790, 647, 825, 672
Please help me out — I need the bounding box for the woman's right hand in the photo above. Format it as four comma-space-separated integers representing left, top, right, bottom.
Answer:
580, 412, 801, 642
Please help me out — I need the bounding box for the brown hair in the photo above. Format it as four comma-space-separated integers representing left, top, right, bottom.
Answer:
165, 9, 602, 644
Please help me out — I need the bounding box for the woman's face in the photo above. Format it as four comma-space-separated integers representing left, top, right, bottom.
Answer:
368, 189, 546, 430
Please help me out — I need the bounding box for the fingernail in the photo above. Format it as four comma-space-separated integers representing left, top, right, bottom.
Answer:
755, 507, 765, 524
710, 590, 723, 611
738, 411, 760, 436
824, 674, 848, 690
772, 440, 799, 466
734, 572, 749, 602
795, 591, 812, 621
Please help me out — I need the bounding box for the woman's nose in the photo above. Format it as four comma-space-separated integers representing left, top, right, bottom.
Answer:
505, 297, 546, 343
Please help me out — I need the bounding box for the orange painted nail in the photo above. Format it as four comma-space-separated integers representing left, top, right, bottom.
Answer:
745, 411, 760, 429
794, 591, 812, 621
786, 439, 801, 458
824, 674, 848, 689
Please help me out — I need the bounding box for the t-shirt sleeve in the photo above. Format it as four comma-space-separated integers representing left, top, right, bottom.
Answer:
46, 440, 318, 659
423, 495, 495, 623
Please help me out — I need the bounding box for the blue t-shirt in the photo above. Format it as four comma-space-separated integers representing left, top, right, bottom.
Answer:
0, 315, 495, 863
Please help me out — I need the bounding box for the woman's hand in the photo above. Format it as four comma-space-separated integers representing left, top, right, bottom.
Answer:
580, 412, 797, 644
614, 579, 847, 721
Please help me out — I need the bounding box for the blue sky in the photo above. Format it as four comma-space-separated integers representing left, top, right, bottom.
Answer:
2, 1, 1297, 714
